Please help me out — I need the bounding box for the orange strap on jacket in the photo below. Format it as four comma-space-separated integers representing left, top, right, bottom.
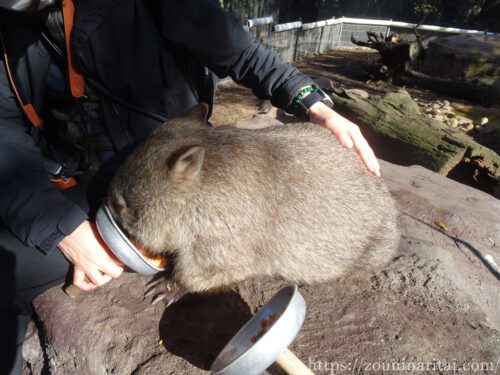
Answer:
1, 2, 82, 126
0, 28, 42, 127
50, 176, 77, 191
62, 0, 85, 98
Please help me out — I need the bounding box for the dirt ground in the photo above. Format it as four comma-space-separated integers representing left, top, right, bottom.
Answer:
211, 48, 470, 127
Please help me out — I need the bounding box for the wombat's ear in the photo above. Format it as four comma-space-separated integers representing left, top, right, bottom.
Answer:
181, 103, 209, 124
169, 146, 205, 182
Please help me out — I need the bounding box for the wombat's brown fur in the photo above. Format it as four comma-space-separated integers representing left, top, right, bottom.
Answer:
108, 104, 399, 301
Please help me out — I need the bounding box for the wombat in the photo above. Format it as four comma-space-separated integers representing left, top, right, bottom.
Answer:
108, 104, 400, 304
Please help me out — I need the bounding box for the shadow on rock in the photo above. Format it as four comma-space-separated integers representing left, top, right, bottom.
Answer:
159, 291, 252, 370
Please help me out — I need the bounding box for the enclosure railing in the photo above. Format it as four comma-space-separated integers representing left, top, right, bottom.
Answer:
245, 16, 497, 63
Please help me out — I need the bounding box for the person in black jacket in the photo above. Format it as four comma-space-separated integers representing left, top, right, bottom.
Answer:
0, 0, 380, 373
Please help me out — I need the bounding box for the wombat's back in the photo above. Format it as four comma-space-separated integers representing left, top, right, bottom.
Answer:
109, 106, 400, 294
171, 122, 400, 291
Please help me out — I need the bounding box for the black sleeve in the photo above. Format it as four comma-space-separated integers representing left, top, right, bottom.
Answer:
158, 0, 316, 112
0, 22, 87, 254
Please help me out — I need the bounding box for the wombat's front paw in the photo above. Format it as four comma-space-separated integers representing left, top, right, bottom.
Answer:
145, 277, 185, 307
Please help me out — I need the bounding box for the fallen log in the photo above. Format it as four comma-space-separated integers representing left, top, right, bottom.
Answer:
328, 88, 500, 194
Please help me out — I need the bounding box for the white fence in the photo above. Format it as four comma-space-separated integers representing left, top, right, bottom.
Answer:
245, 16, 497, 63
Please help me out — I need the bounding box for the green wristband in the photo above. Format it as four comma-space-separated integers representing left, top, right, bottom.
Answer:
293, 85, 315, 110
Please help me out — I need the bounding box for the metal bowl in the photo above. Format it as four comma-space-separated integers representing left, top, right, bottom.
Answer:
211, 285, 307, 375
95, 204, 165, 275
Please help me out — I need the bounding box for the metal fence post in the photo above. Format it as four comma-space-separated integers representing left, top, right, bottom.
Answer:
337, 17, 344, 48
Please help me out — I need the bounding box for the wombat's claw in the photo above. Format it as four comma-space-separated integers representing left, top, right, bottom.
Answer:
144, 279, 166, 298
150, 292, 179, 308
144, 279, 184, 307
162, 285, 186, 308
151, 293, 167, 305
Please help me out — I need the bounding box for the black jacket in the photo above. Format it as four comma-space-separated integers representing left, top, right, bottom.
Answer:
0, 0, 314, 253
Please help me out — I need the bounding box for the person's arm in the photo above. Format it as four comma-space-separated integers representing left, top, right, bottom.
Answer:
0, 52, 86, 253
158, 0, 309, 109
0, 61, 123, 289
158, 0, 380, 176
0, 21, 123, 289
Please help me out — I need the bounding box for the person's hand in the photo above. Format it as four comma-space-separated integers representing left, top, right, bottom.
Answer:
58, 220, 124, 291
307, 101, 381, 177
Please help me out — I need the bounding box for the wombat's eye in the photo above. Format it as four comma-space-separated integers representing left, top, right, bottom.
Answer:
110, 194, 127, 215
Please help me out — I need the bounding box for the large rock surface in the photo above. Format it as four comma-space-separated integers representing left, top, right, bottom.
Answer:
24, 151, 500, 374
420, 34, 500, 87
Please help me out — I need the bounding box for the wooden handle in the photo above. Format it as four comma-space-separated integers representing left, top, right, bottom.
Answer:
62, 283, 86, 298
275, 348, 315, 375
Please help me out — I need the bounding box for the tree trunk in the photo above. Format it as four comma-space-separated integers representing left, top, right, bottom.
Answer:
351, 32, 421, 68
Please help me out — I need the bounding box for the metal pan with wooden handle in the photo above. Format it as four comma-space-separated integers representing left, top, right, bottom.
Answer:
211, 285, 315, 375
